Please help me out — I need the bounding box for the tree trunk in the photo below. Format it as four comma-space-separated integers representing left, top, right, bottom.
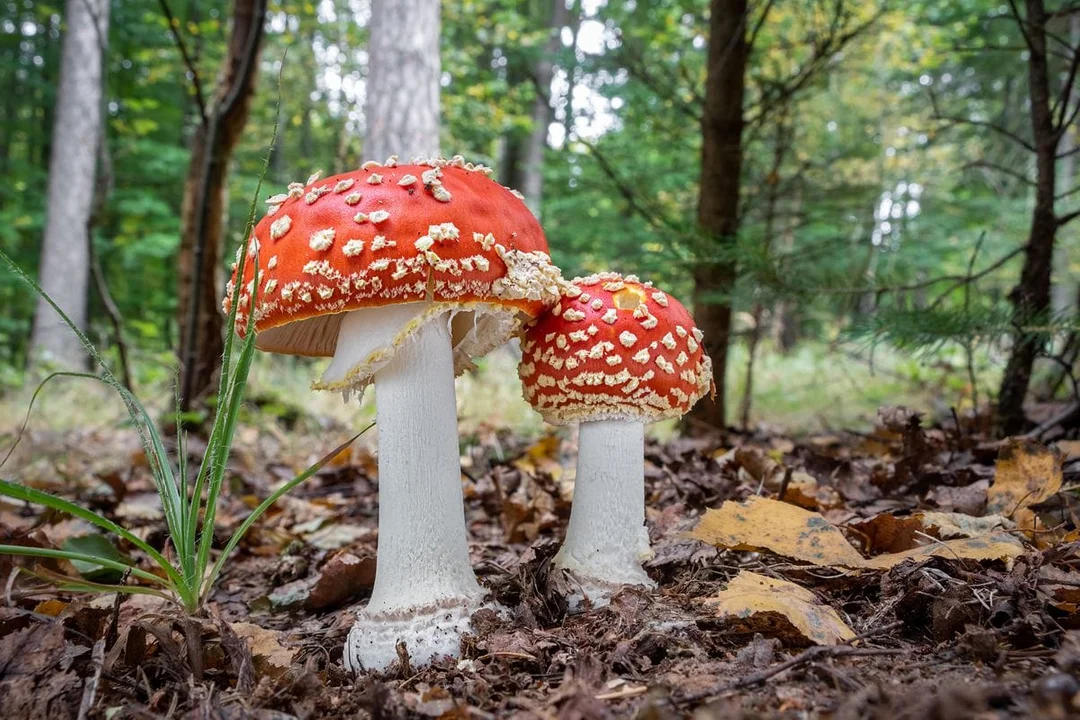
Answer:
520, 0, 570, 218
363, 0, 441, 161
1052, 16, 1080, 320
997, 0, 1058, 436
177, 0, 267, 409
30, 0, 110, 368
687, 0, 747, 432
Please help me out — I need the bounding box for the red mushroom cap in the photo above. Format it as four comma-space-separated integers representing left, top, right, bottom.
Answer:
519, 272, 713, 425
224, 155, 562, 363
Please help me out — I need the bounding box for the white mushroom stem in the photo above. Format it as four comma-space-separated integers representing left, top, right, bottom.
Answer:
343, 312, 485, 672
554, 419, 656, 605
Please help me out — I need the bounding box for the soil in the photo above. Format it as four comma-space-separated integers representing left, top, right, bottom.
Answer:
1, 406, 1079, 719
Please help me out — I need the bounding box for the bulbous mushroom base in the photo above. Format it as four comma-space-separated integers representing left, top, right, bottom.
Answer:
556, 556, 657, 612
343, 598, 494, 672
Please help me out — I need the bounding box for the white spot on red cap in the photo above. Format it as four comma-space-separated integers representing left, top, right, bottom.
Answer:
270, 215, 292, 240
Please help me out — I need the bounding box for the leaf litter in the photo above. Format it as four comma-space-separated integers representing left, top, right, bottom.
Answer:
1, 404, 1080, 716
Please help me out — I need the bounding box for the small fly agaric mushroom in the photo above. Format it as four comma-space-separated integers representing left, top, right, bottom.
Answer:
225, 155, 563, 671
518, 272, 712, 606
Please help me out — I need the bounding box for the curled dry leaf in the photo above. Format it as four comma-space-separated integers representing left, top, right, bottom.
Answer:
229, 622, 295, 680
704, 570, 855, 646
988, 438, 1063, 542
691, 497, 1024, 570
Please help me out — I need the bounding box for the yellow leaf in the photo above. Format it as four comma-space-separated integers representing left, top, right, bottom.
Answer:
692, 497, 1025, 570
691, 496, 868, 568
988, 438, 1063, 540
704, 571, 855, 646
513, 434, 563, 481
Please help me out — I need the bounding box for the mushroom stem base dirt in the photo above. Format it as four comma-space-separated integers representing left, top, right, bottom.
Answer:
345, 312, 486, 671
344, 597, 491, 672
554, 419, 656, 608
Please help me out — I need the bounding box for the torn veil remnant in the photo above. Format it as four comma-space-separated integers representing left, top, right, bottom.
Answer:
224, 155, 563, 672
519, 272, 713, 608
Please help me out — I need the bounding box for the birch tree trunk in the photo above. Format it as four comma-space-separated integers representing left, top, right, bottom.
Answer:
364, 0, 441, 161
30, 0, 110, 368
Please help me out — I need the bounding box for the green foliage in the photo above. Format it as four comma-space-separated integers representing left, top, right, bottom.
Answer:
0, 122, 371, 610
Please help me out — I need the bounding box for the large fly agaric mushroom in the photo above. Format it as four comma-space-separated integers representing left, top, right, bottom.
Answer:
225, 155, 563, 671
518, 272, 712, 605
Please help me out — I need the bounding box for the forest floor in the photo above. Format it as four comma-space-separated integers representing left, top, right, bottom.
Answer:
1, 399, 1079, 719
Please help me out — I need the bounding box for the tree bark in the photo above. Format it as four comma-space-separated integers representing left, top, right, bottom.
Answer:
1052, 16, 1080, 318
998, 0, 1058, 436
177, 0, 267, 408
520, 0, 570, 218
363, 0, 441, 161
688, 0, 748, 432
30, 0, 110, 368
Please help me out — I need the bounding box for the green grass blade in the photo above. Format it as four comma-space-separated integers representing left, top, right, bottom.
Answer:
0, 545, 173, 588
0, 250, 176, 489
0, 478, 185, 588
0, 368, 186, 567
200, 425, 373, 601
20, 567, 175, 603
194, 329, 259, 582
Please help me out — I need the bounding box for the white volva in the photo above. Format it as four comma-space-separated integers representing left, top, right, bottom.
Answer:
554, 419, 656, 606
341, 310, 486, 671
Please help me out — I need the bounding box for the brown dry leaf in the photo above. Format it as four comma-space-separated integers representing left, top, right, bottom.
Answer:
230, 622, 295, 680
848, 514, 928, 555
692, 497, 1025, 570
704, 570, 855, 646
988, 438, 1063, 541
1056, 440, 1080, 461
781, 472, 843, 511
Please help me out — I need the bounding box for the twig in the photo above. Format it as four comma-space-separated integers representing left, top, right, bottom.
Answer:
157, 0, 208, 122
675, 621, 905, 705
77, 638, 106, 720
1026, 401, 1080, 439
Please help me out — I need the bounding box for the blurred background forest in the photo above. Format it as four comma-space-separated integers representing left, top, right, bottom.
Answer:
2, 0, 1080, 437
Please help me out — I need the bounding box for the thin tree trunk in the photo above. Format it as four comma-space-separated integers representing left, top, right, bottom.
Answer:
364, 0, 441, 161
30, 0, 110, 368
998, 0, 1059, 436
177, 0, 267, 409
688, 0, 748, 432
520, 0, 570, 218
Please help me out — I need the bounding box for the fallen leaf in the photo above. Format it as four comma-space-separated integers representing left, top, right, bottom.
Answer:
781, 471, 843, 511
1056, 440, 1080, 461
988, 438, 1063, 540
306, 551, 377, 611
230, 622, 295, 680
32, 599, 67, 617
691, 497, 1025, 570
691, 496, 868, 568
513, 435, 563, 481
704, 570, 855, 646
918, 512, 1013, 539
